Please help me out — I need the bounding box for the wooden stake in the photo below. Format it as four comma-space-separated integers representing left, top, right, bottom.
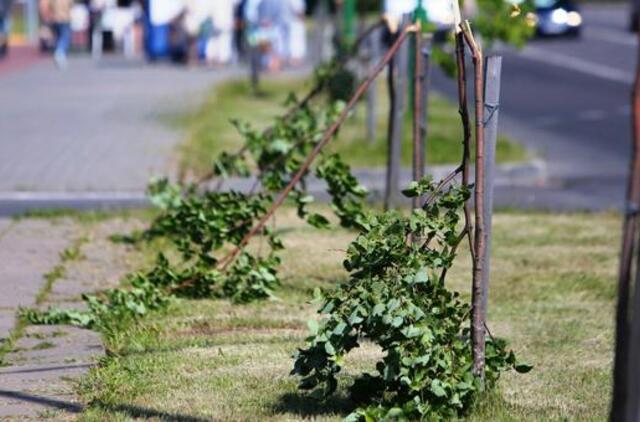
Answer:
366, 27, 380, 143
385, 15, 411, 210
612, 19, 640, 422
461, 20, 486, 379
412, 27, 424, 210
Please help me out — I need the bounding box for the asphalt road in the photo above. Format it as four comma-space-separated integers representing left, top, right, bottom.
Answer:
433, 4, 635, 210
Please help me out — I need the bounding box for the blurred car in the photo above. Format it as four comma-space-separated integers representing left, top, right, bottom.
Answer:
526, 0, 582, 37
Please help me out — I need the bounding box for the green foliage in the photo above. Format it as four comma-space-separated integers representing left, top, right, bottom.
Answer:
146, 189, 273, 265
23, 265, 171, 330
475, 0, 535, 49
25, 70, 367, 333
327, 68, 357, 103
292, 178, 530, 420
147, 178, 183, 210
316, 154, 368, 230
136, 91, 367, 304
429, 0, 535, 77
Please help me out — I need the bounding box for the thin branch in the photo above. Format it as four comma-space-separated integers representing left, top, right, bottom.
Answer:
422, 165, 463, 208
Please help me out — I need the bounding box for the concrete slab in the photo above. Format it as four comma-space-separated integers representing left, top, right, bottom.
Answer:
0, 218, 143, 418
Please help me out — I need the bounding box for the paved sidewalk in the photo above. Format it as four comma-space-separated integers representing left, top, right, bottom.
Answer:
0, 55, 235, 192
0, 219, 79, 340
0, 218, 143, 419
0, 46, 45, 78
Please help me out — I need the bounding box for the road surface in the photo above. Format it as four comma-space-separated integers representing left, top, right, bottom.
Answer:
433, 4, 635, 210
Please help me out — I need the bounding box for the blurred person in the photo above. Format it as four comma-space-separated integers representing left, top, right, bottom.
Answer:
40, 0, 75, 68
383, 0, 456, 40
233, 0, 247, 61
285, 0, 305, 65
182, 0, 207, 63
144, 0, 184, 60
245, 0, 286, 71
0, 0, 13, 58
208, 0, 237, 65
89, 0, 106, 58
383, 0, 417, 32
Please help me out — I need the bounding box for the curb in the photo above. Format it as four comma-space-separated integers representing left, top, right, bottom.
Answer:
0, 159, 547, 216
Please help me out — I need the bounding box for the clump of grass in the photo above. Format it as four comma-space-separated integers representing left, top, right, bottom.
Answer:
0, 319, 27, 367
31, 341, 56, 351
75, 210, 618, 421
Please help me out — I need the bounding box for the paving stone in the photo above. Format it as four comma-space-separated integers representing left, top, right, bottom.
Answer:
0, 57, 235, 193
0, 218, 142, 419
0, 219, 78, 342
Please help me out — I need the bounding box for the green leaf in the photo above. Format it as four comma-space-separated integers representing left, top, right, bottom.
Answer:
402, 182, 420, 198
514, 363, 533, 373
324, 341, 336, 356
413, 269, 428, 284
307, 319, 319, 335
401, 325, 421, 338
307, 214, 331, 229
333, 321, 348, 335
391, 316, 404, 328
430, 379, 447, 397
372, 303, 386, 316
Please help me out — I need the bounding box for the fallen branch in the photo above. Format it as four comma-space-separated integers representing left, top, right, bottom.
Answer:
218, 25, 417, 271
195, 20, 385, 189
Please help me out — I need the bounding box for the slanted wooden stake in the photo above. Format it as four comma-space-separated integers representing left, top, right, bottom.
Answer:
219, 26, 416, 271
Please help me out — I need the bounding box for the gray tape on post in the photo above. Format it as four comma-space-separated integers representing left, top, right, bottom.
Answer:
483, 102, 500, 127
627, 202, 640, 216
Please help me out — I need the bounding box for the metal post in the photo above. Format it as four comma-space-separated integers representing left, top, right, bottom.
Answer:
385, 15, 410, 210
312, 0, 329, 66
250, 46, 261, 95
480, 56, 502, 322
343, 0, 357, 48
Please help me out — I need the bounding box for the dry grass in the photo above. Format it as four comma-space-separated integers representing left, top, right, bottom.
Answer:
77, 210, 620, 421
